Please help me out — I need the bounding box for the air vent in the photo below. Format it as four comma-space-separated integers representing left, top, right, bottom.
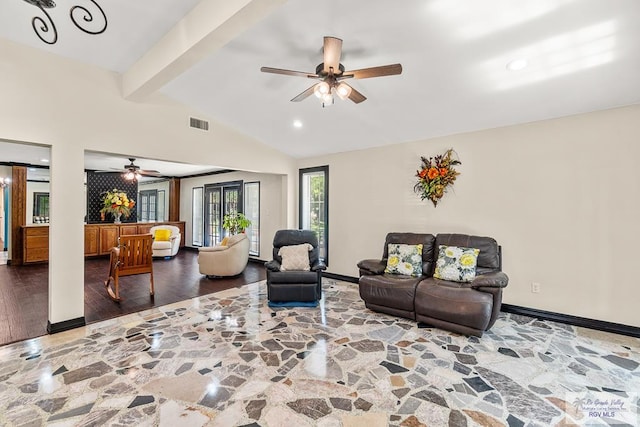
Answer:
190, 117, 209, 131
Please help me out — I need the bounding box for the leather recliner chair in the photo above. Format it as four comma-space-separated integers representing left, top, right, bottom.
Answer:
358, 232, 508, 337
358, 233, 436, 320
265, 229, 326, 303
414, 233, 508, 337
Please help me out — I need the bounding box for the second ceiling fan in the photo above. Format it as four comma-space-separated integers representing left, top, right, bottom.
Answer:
118, 158, 161, 180
261, 36, 402, 107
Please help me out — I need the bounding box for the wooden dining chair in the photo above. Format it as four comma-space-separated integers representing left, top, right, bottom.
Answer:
104, 234, 154, 302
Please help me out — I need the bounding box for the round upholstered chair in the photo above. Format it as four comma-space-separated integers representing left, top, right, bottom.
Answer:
149, 225, 181, 258
198, 234, 250, 277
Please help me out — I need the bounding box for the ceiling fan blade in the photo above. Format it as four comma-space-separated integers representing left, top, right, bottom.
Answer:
261, 67, 316, 78
140, 170, 162, 177
322, 36, 343, 74
291, 85, 317, 102
344, 63, 403, 79
347, 86, 367, 104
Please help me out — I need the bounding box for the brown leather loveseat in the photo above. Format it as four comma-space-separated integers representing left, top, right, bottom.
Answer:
358, 232, 508, 337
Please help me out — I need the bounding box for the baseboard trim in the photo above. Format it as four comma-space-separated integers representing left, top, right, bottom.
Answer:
501, 304, 640, 338
324, 272, 359, 284
47, 317, 86, 334
317, 273, 640, 337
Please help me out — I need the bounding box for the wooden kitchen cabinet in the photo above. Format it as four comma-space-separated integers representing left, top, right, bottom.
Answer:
84, 226, 99, 256
99, 226, 119, 255
22, 226, 49, 263
119, 225, 138, 236
22, 221, 186, 263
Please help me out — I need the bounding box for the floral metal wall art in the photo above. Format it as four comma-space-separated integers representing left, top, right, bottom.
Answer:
414, 148, 461, 207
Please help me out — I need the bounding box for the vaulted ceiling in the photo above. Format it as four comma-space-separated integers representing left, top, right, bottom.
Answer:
1, 0, 639, 171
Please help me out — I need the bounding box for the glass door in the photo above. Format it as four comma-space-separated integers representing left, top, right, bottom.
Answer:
138, 189, 158, 222
204, 181, 242, 246
299, 166, 329, 264
204, 187, 221, 246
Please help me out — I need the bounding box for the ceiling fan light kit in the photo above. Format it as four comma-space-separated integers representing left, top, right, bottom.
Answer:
95, 158, 161, 181
125, 170, 140, 181
261, 36, 402, 107
336, 82, 352, 100
21, 0, 107, 45
122, 158, 160, 181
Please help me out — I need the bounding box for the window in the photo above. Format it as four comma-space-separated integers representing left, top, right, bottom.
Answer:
244, 182, 260, 256
157, 190, 166, 222
204, 181, 242, 246
192, 187, 204, 246
299, 166, 329, 265
138, 190, 158, 222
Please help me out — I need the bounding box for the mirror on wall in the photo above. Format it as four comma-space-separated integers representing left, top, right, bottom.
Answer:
26, 168, 50, 224
32, 192, 49, 223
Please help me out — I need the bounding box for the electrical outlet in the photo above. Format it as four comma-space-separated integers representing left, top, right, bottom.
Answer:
531, 282, 541, 293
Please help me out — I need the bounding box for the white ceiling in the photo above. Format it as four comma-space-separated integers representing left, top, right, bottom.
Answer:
1, 0, 639, 163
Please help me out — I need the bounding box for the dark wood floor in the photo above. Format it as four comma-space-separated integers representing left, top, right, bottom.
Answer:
0, 250, 266, 346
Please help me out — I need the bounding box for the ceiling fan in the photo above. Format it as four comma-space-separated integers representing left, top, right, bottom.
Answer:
115, 158, 161, 180
261, 36, 402, 107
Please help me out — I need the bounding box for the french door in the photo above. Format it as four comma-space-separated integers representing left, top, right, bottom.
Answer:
138, 190, 157, 222
204, 181, 242, 246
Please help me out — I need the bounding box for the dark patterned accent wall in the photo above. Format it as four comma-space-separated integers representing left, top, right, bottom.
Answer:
86, 172, 138, 223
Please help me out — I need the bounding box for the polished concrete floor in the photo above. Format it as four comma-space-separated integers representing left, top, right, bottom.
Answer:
0, 250, 265, 346
0, 279, 638, 426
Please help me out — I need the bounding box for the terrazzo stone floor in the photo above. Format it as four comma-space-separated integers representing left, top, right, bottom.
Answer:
0, 280, 638, 426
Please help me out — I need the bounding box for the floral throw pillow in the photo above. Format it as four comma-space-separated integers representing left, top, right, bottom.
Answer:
434, 245, 480, 283
385, 244, 423, 276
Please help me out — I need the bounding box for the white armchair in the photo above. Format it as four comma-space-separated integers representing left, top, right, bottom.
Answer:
198, 234, 250, 277
149, 225, 181, 258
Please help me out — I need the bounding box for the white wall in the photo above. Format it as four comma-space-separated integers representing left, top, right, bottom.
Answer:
298, 105, 640, 327
0, 39, 296, 326
2, 38, 637, 329
180, 171, 285, 259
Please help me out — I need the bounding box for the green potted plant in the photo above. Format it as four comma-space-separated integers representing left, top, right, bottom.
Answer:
222, 212, 252, 235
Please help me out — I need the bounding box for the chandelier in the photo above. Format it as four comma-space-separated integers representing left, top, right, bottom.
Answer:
22, 0, 107, 45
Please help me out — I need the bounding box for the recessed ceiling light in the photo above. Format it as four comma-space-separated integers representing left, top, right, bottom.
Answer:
41, 158, 49, 163
506, 58, 528, 71
293, 120, 303, 128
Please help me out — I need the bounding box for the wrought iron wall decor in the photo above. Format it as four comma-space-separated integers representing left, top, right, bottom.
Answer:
22, 0, 107, 45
